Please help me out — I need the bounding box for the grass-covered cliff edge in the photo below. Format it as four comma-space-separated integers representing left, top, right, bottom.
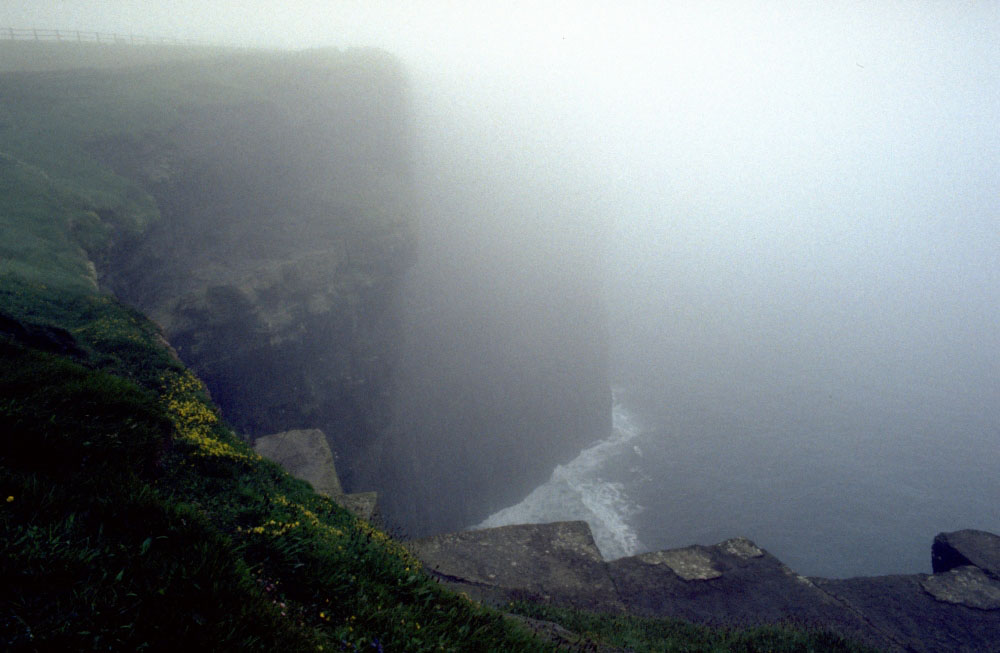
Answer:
1, 43, 878, 651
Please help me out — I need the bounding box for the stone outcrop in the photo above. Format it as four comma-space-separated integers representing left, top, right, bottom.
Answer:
408, 521, 623, 614
253, 429, 378, 522
254, 429, 343, 496
932, 529, 1000, 577
409, 524, 1000, 652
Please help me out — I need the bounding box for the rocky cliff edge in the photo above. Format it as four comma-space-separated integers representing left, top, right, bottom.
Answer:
408, 523, 1000, 653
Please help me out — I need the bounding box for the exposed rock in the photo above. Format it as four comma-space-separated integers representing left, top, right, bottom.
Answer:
609, 537, 874, 641
96, 58, 412, 500
409, 522, 1000, 652
254, 429, 343, 496
335, 491, 379, 523
253, 429, 378, 521
921, 565, 1000, 610
932, 529, 1000, 578
407, 521, 624, 613
94, 58, 612, 540
815, 573, 1000, 653
632, 546, 723, 580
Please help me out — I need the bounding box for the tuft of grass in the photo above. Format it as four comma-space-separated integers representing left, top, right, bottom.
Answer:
507, 601, 884, 653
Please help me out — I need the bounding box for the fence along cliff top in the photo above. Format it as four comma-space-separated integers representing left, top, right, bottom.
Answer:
1, 27, 233, 48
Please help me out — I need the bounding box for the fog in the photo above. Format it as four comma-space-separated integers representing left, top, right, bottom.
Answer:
9, 1, 999, 575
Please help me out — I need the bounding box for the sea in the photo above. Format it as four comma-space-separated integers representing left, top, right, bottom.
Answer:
475, 386, 999, 578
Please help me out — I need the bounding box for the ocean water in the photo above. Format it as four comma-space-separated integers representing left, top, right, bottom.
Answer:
476, 386, 1000, 578
474, 391, 647, 560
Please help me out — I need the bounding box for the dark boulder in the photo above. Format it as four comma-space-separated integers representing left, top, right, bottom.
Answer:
932, 529, 1000, 578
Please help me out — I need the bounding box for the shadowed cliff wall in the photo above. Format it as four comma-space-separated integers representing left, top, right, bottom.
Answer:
92, 49, 609, 535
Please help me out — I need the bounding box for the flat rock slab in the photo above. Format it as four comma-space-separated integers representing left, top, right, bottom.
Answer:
609, 537, 874, 643
336, 491, 378, 523
921, 565, 1000, 610
407, 521, 624, 613
254, 428, 378, 522
815, 573, 1000, 653
254, 429, 343, 496
932, 529, 1000, 578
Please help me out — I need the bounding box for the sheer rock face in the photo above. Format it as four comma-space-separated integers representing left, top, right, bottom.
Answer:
96, 52, 611, 538
97, 53, 412, 496
409, 525, 1000, 653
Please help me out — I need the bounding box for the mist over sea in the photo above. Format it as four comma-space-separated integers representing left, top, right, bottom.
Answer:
479, 383, 999, 578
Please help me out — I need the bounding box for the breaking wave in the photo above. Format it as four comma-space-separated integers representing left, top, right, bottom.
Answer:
474, 391, 644, 560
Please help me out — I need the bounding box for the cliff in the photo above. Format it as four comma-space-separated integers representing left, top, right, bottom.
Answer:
5, 42, 990, 651
0, 41, 610, 536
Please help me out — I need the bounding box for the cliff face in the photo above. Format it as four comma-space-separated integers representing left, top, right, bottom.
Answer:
96, 51, 413, 491
87, 49, 610, 533
378, 254, 612, 535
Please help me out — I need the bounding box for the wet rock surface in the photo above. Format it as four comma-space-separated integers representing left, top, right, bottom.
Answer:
409, 526, 1000, 652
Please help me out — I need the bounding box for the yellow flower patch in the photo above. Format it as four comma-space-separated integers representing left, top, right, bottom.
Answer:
160, 370, 261, 464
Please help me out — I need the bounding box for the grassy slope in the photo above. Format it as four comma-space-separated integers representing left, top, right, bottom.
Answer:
1, 43, 880, 652
0, 278, 551, 651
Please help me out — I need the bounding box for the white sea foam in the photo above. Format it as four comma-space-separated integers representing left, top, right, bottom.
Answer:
474, 391, 644, 560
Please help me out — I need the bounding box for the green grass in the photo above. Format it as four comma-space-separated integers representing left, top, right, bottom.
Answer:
508, 602, 883, 653
1, 282, 555, 651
